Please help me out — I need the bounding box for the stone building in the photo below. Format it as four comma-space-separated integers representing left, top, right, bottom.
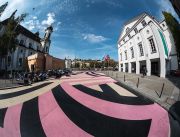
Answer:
117, 13, 178, 78
27, 53, 65, 72
0, 15, 64, 72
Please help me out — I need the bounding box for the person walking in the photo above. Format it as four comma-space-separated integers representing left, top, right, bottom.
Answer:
142, 67, 147, 77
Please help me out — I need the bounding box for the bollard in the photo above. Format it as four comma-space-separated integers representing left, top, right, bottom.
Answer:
124, 74, 125, 82
159, 83, 165, 98
137, 78, 140, 88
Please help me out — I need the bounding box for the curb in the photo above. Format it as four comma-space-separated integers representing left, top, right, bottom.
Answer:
0, 84, 24, 90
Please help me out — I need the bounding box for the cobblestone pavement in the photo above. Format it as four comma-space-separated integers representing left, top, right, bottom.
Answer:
0, 71, 179, 137
0, 79, 24, 89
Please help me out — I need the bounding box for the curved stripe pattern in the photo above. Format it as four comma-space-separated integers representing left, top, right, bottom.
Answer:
39, 91, 92, 137
0, 82, 52, 100
0, 104, 22, 137
74, 84, 153, 105
52, 85, 151, 137
20, 97, 46, 137
61, 82, 170, 137
85, 72, 101, 77
0, 108, 7, 128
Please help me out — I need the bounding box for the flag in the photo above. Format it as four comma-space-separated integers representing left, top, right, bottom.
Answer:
103, 55, 110, 61
105, 55, 110, 61
0, 2, 8, 17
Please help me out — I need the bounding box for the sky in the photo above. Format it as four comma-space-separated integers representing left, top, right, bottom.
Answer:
0, 0, 179, 61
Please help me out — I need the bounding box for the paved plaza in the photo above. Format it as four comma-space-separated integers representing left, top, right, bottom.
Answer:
0, 71, 179, 137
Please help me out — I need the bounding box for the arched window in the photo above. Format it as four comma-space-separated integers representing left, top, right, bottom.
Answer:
20, 40, 24, 45
126, 27, 130, 33
29, 43, 33, 49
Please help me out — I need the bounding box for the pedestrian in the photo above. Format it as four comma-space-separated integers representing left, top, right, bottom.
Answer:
142, 67, 147, 77
24, 72, 28, 85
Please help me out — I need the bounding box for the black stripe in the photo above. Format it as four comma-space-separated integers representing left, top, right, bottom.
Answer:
91, 71, 106, 76
20, 97, 46, 137
85, 72, 100, 77
0, 82, 52, 100
0, 108, 7, 127
52, 85, 151, 137
74, 84, 153, 105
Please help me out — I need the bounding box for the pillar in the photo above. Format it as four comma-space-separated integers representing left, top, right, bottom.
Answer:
160, 59, 166, 78
146, 59, 151, 76
123, 63, 125, 72
128, 62, 132, 73
136, 61, 140, 74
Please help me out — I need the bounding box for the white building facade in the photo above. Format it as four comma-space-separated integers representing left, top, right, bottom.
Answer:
118, 13, 178, 78
0, 18, 53, 72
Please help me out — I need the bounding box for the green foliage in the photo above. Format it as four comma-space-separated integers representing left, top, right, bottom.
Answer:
0, 18, 18, 56
163, 11, 180, 56
0, 11, 27, 57
0, 2, 8, 17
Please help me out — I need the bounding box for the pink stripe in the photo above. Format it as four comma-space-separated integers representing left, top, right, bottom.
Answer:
39, 91, 92, 137
61, 82, 169, 137
83, 80, 117, 86
62, 72, 94, 79
61, 76, 112, 83
0, 105, 22, 137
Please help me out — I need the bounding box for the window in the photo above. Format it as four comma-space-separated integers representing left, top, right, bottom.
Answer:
120, 53, 122, 61
162, 24, 165, 27
46, 47, 49, 53
130, 47, 134, 58
121, 64, 123, 71
128, 34, 131, 39
29, 43, 33, 49
134, 28, 138, 34
141, 20, 147, 27
125, 51, 127, 60
126, 27, 130, 33
20, 40, 24, 45
19, 58, 23, 67
149, 38, 157, 53
15, 39, 19, 44
20, 49, 23, 53
138, 43, 144, 56
146, 30, 150, 34
8, 56, 11, 66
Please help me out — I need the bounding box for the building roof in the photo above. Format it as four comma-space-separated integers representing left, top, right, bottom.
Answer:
0, 19, 41, 43
124, 13, 146, 26
118, 12, 159, 43
16, 25, 41, 43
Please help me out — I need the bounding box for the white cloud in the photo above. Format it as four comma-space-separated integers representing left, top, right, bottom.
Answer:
83, 33, 108, 43
42, 12, 56, 26
33, 16, 37, 20
22, 13, 61, 33
0, 0, 33, 20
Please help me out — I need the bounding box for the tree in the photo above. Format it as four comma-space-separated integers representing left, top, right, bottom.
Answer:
163, 11, 180, 57
0, 2, 8, 17
0, 10, 27, 76
0, 16, 18, 57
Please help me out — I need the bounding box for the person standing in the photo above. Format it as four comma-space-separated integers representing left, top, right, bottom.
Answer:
142, 67, 147, 77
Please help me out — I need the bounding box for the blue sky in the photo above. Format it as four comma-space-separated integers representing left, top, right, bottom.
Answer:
0, 0, 179, 61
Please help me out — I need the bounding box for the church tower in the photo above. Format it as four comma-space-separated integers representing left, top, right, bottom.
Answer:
41, 26, 53, 54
